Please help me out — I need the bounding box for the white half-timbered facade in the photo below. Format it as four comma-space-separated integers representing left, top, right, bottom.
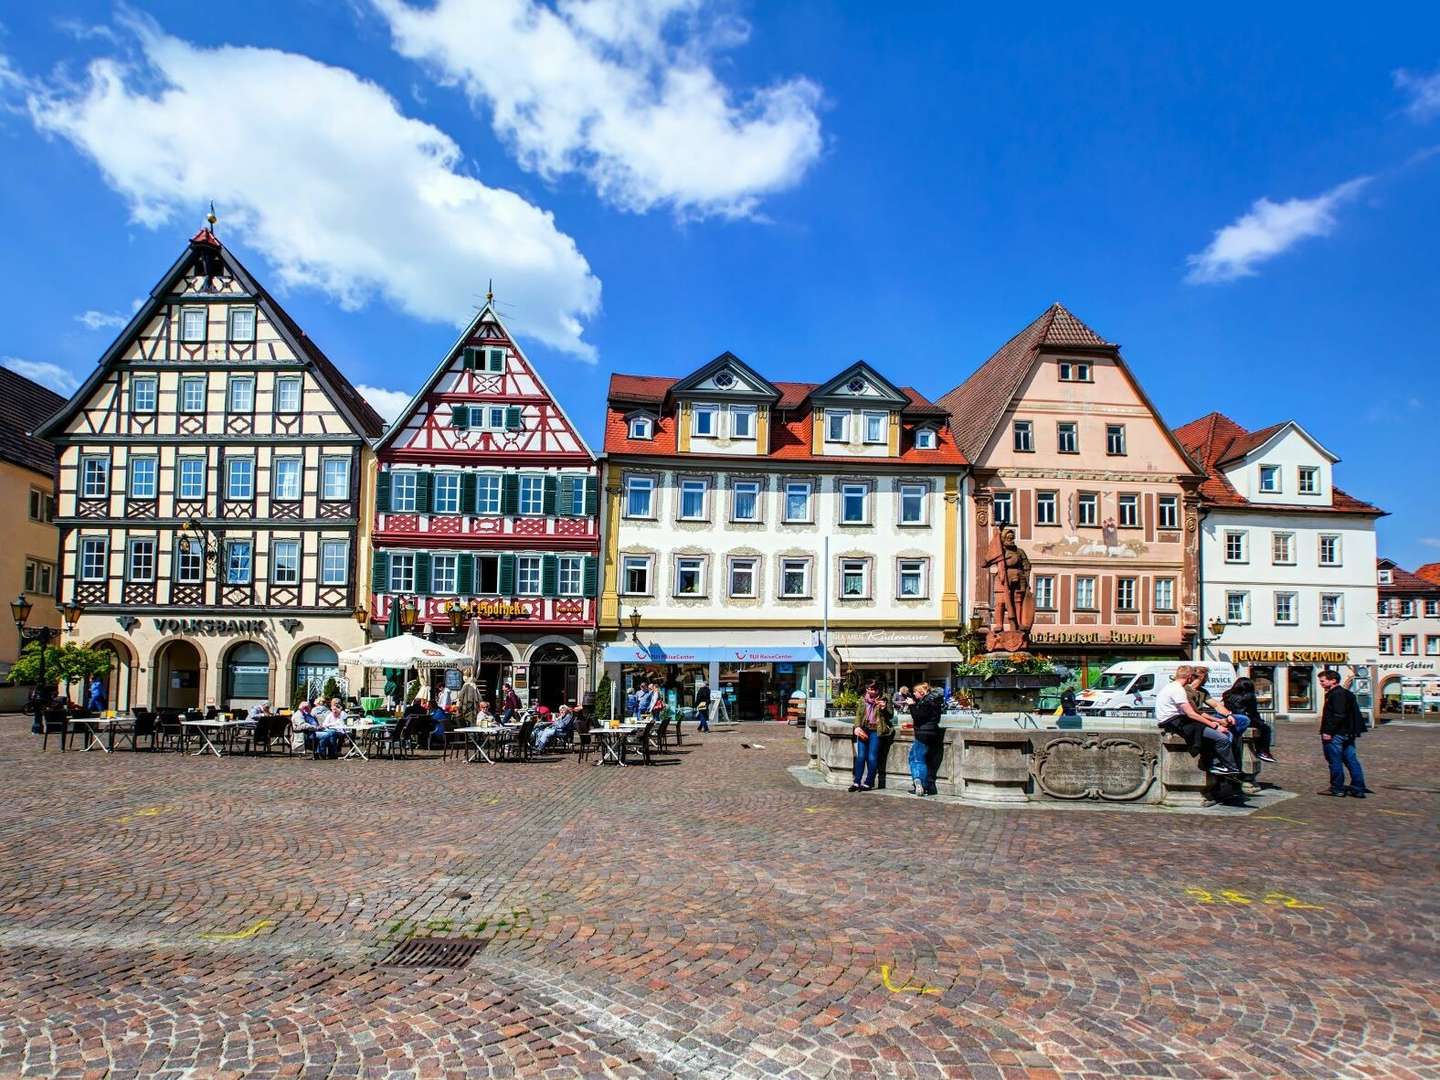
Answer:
38, 225, 385, 711
373, 300, 599, 708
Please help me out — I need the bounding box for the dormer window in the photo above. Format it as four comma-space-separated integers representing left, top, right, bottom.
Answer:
1058, 360, 1092, 382
1379, 569, 1393, 585
1259, 465, 1280, 493
826, 409, 851, 442
693, 404, 718, 436
1297, 466, 1319, 494
914, 427, 937, 450
714, 369, 737, 389
628, 415, 654, 440
862, 412, 886, 444
463, 346, 506, 373
730, 405, 756, 439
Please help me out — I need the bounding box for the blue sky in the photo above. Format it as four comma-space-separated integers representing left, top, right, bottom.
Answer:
2, 2, 1437, 566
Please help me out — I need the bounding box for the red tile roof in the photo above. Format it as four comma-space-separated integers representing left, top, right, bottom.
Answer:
936, 303, 1114, 461
1174, 411, 1384, 516
1378, 559, 1440, 595
604, 374, 966, 463
1415, 563, 1440, 586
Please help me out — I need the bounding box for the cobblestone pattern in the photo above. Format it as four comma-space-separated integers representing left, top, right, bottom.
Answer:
0, 718, 1436, 1078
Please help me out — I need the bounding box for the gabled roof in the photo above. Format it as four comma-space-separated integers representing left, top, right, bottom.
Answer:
0, 368, 67, 477
1174, 411, 1384, 516
668, 351, 781, 401
1415, 563, 1440, 586
936, 303, 1201, 475
375, 299, 595, 460
809, 361, 910, 408
1377, 558, 1440, 595
36, 228, 384, 440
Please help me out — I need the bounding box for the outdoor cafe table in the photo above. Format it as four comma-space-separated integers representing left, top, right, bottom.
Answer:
70, 715, 125, 753
182, 718, 243, 757
337, 720, 392, 761
453, 723, 518, 764
592, 724, 642, 766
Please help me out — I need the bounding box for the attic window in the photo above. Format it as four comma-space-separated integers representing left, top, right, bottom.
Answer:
714, 370, 736, 389
847, 377, 866, 393
628, 415, 653, 440
463, 347, 506, 373
1378, 569, 1393, 585
179, 307, 206, 343
1058, 361, 1092, 382
914, 427, 937, 450
228, 307, 256, 342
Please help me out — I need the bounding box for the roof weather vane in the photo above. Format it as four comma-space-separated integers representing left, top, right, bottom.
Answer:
206, 201, 217, 231
486, 278, 494, 304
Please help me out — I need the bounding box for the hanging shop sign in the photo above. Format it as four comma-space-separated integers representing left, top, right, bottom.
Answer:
1233, 649, 1349, 664
1030, 630, 1157, 646
467, 600, 534, 620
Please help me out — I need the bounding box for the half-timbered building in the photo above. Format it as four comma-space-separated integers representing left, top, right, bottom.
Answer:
37, 222, 385, 711
372, 300, 599, 707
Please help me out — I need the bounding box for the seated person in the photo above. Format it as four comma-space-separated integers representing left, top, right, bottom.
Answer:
313, 698, 348, 759
1155, 665, 1238, 775
533, 704, 569, 750
1222, 677, 1275, 763
292, 699, 318, 752
892, 686, 915, 714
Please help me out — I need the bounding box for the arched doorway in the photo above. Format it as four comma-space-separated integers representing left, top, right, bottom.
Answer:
89, 638, 136, 712
1379, 675, 1403, 717
476, 642, 513, 707
531, 642, 579, 709
224, 641, 271, 708
292, 642, 340, 704
154, 640, 202, 710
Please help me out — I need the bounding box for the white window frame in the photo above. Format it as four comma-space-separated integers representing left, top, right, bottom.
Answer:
627, 415, 653, 440
389, 553, 416, 594
1118, 494, 1139, 528
673, 555, 707, 597
1224, 530, 1248, 564
320, 540, 348, 586
1225, 591, 1250, 625
1399, 634, 1417, 656
1105, 424, 1127, 456
862, 411, 886, 444
180, 376, 207, 413
1058, 360, 1091, 382
896, 558, 928, 599
81, 455, 110, 498
390, 471, 418, 513
779, 557, 811, 599
677, 478, 708, 521
127, 538, 156, 582
225, 457, 255, 500
321, 457, 350, 501
1318, 534, 1342, 567
692, 404, 718, 437
1379, 635, 1392, 655
271, 457, 302, 502
1320, 593, 1343, 625
1427, 600, 1440, 618
1258, 464, 1281, 493
1157, 495, 1179, 530
1116, 576, 1137, 612
1271, 531, 1295, 565
1056, 422, 1078, 454
1426, 636, 1440, 657
79, 537, 107, 582
228, 306, 256, 343
128, 456, 158, 499
557, 555, 584, 597
783, 481, 813, 524
1075, 576, 1097, 611
1036, 491, 1058, 526
727, 557, 759, 598
131, 376, 158, 413
432, 472, 462, 515
179, 307, 207, 343
178, 456, 206, 500
914, 427, 937, 450
173, 540, 203, 585
1398, 599, 1414, 617
825, 409, 851, 443
730, 480, 762, 523
1034, 575, 1056, 610
898, 482, 928, 526
1013, 420, 1034, 452
227, 375, 255, 413
1274, 591, 1298, 626
992, 491, 1013, 525
840, 482, 869, 525
839, 557, 871, 599
1297, 466, 1320, 494
624, 475, 655, 519
475, 473, 502, 515
1378, 569, 1393, 585
274, 376, 302, 414
1154, 577, 1175, 612
1077, 492, 1097, 527
621, 554, 653, 596
225, 540, 253, 585
271, 540, 301, 585
431, 554, 459, 595
518, 475, 545, 516
730, 405, 756, 439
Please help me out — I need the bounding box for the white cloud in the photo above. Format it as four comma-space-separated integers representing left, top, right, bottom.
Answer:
2, 357, 81, 394
356, 384, 413, 423
25, 16, 601, 357
75, 309, 128, 330
1420, 537, 1440, 550
373, 0, 823, 219
1395, 67, 1440, 121
1185, 177, 1371, 284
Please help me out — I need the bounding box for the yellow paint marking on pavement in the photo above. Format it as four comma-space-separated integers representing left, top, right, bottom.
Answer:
803, 806, 836, 814
879, 964, 942, 995
116, 805, 175, 825
1253, 814, 1309, 825
200, 918, 276, 942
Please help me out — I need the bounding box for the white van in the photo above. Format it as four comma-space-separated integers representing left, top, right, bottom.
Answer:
1075, 661, 1238, 718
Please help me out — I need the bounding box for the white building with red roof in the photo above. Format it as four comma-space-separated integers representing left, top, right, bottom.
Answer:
1175, 411, 1385, 721
600, 353, 969, 721
1375, 557, 1440, 717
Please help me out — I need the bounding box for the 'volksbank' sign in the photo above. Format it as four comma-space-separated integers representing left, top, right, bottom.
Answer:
153, 618, 268, 635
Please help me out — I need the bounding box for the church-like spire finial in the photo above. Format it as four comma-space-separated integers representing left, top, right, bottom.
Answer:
206, 201, 218, 230
486, 279, 494, 304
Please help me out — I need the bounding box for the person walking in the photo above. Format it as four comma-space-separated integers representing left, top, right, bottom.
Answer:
501, 681, 521, 723
86, 674, 107, 714
908, 681, 945, 796
849, 682, 893, 792
1319, 669, 1371, 797
694, 681, 711, 733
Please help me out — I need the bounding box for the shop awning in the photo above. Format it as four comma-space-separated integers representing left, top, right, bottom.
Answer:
834, 645, 963, 664
603, 643, 823, 664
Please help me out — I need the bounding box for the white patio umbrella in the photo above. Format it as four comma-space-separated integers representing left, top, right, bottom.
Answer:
463, 619, 484, 673
337, 633, 471, 671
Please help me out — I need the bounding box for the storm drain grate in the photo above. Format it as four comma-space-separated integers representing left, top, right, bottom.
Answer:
380, 936, 488, 969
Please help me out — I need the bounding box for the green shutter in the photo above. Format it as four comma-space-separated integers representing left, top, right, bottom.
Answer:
583, 476, 598, 517
542, 475, 558, 515
371, 551, 389, 592
451, 405, 469, 429
582, 555, 598, 597
559, 475, 576, 516
541, 554, 558, 597
457, 553, 475, 596
498, 553, 516, 595
462, 346, 478, 370
415, 472, 432, 514
461, 472, 477, 514
505, 405, 523, 431
502, 473, 519, 516
375, 471, 391, 513
414, 552, 431, 595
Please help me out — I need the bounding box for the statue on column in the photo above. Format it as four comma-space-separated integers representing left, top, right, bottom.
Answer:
983, 526, 1035, 653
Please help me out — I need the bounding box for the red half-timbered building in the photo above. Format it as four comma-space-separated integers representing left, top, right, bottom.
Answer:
372, 301, 599, 707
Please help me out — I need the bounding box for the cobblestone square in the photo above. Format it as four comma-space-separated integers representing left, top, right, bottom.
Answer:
1, 718, 1436, 1079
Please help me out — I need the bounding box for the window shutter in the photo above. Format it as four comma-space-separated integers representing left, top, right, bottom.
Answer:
375, 471, 391, 513
541, 554, 558, 597
371, 551, 389, 592
582, 555, 598, 598
505, 405, 523, 431
542, 475, 558, 516
451, 405, 470, 429
583, 476, 598, 517
559, 475, 576, 516
414, 552, 432, 595
462, 346, 478, 370
415, 471, 432, 514
461, 472, 477, 514
498, 553, 516, 595
457, 553, 475, 596
502, 473, 519, 516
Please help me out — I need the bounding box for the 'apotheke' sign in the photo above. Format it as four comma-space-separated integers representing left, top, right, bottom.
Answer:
1233, 649, 1348, 663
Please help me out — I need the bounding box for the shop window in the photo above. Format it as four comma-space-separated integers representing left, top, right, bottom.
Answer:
1287, 666, 1314, 712
293, 643, 339, 700
1077, 493, 1097, 527
1251, 666, 1275, 711
1013, 420, 1033, 452
1158, 495, 1179, 530
225, 642, 270, 701
1056, 422, 1078, 454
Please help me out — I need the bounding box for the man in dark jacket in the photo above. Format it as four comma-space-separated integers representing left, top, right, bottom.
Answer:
1318, 669, 1370, 797
909, 681, 946, 796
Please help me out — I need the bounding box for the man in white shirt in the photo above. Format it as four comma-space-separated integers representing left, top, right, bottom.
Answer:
1156, 665, 1238, 775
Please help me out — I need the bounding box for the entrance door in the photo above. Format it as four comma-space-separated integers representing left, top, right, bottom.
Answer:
477, 643, 512, 708
154, 640, 202, 710
92, 640, 134, 711
293, 643, 340, 705
736, 669, 767, 721
224, 642, 271, 709
530, 643, 578, 709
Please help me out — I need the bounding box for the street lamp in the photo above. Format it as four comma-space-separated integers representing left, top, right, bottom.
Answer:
178, 518, 220, 565
399, 597, 419, 630
1207, 617, 1226, 639
628, 607, 642, 644
59, 601, 84, 635
13, 595, 81, 728
446, 599, 466, 632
